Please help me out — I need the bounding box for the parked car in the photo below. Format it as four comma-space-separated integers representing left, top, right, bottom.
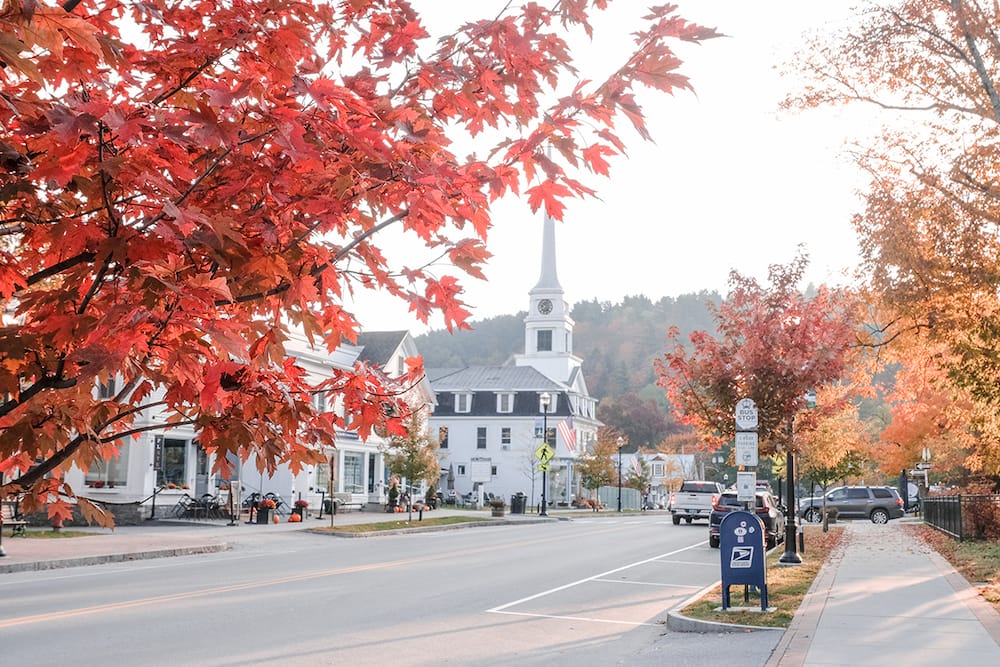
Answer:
799, 486, 904, 524
669, 480, 724, 525
708, 490, 786, 549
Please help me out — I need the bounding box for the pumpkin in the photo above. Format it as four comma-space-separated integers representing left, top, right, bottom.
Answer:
288, 513, 302, 523
273, 515, 279, 523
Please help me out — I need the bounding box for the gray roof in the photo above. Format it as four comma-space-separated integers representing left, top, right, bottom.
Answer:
427, 366, 564, 392
356, 331, 408, 368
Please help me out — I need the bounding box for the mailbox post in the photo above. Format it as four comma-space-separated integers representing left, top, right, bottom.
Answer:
719, 510, 769, 611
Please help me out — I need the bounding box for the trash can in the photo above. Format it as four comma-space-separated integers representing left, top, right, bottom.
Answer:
510, 493, 526, 514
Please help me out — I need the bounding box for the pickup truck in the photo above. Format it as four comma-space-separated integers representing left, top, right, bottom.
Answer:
669, 480, 724, 525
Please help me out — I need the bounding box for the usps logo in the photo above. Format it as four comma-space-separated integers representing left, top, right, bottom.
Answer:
730, 546, 754, 568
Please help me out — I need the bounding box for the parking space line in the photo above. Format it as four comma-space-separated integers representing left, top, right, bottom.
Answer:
486, 542, 704, 614
489, 610, 659, 627
591, 578, 703, 589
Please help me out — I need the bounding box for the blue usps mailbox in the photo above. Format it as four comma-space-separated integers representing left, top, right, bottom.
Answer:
719, 510, 769, 610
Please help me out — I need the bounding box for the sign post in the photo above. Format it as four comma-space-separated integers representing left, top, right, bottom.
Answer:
734, 398, 759, 506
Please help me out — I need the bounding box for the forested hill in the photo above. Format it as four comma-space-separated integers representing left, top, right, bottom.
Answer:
414, 291, 722, 403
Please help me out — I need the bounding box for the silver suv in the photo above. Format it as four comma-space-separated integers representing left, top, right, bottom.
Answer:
799, 485, 904, 524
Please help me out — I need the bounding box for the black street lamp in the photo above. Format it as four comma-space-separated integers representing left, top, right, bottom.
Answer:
540, 392, 551, 517
780, 417, 802, 564
617, 436, 624, 512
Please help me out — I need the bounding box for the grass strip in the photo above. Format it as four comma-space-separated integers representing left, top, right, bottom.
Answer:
309, 516, 485, 533
677, 525, 845, 628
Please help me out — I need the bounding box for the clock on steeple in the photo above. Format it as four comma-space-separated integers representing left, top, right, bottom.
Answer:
537, 298, 553, 314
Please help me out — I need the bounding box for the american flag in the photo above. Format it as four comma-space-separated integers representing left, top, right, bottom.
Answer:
630, 454, 642, 475
557, 417, 576, 452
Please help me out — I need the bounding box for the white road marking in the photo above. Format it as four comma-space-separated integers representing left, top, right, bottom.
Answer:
487, 541, 705, 614
488, 610, 659, 627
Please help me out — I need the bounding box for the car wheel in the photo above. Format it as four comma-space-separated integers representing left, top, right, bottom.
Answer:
685, 517, 692, 524
766, 534, 776, 549
672, 515, 681, 525
870, 509, 889, 524
803, 508, 820, 523
709, 535, 720, 548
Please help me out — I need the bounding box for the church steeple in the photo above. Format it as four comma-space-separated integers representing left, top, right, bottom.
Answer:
533, 213, 561, 290
516, 210, 581, 383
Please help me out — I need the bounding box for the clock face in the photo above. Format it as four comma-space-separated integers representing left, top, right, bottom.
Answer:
537, 299, 553, 314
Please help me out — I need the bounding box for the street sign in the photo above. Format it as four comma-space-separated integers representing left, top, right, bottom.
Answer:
736, 471, 756, 502
734, 398, 758, 430
537, 462, 550, 472
916, 462, 932, 470
534, 443, 555, 464
735, 432, 759, 467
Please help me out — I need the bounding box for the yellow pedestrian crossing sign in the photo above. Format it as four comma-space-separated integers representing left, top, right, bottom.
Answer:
534, 443, 555, 464
537, 462, 550, 472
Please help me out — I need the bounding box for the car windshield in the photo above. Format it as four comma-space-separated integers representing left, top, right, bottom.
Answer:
719, 494, 763, 509
680, 482, 719, 493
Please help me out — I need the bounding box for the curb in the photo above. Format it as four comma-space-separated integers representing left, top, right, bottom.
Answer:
0, 543, 230, 574
667, 581, 784, 634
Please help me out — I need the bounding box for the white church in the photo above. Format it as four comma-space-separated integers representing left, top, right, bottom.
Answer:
426, 215, 601, 509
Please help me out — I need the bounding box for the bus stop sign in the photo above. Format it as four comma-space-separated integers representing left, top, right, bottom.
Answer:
719, 510, 769, 611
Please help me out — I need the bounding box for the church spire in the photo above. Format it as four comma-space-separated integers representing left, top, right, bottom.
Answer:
533, 212, 561, 290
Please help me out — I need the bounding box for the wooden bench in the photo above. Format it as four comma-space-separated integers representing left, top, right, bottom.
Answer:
2, 500, 27, 536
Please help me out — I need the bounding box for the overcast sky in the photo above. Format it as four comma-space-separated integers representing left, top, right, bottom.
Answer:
349, 1, 873, 334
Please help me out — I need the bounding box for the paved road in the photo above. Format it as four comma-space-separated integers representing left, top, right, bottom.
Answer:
0, 514, 780, 665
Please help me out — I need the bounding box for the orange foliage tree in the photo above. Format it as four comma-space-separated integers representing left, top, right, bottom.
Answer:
785, 1, 1000, 476
0, 0, 720, 519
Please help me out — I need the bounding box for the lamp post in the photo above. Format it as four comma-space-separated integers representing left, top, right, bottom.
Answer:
540, 392, 550, 517
617, 436, 624, 512
780, 417, 802, 564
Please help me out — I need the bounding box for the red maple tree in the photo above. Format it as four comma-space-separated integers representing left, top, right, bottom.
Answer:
655, 253, 863, 455
0, 1, 719, 521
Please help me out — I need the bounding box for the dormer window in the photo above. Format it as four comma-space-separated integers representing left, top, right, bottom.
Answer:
496, 392, 514, 413
455, 392, 472, 413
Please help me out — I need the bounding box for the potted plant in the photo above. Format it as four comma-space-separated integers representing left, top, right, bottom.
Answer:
490, 497, 506, 517
293, 499, 309, 518
257, 497, 277, 524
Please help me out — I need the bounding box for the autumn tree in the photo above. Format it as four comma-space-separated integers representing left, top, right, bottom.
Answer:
576, 428, 618, 507
655, 253, 864, 455
655, 254, 865, 556
381, 406, 440, 521
786, 0, 1000, 474
0, 1, 719, 519
875, 338, 985, 484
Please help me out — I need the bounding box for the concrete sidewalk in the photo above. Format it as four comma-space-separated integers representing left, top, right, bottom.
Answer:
0, 506, 535, 574
768, 520, 1000, 665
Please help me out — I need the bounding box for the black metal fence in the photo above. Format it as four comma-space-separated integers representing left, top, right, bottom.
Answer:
923, 495, 1000, 540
